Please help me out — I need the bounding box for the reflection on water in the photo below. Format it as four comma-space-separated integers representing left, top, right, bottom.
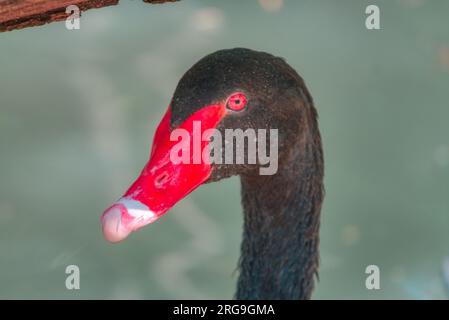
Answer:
0, 0, 448, 299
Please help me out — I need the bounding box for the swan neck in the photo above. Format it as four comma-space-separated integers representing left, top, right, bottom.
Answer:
236, 128, 324, 300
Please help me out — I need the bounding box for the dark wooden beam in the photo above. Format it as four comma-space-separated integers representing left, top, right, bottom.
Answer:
0, 0, 179, 32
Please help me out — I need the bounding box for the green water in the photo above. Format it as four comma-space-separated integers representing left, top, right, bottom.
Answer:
0, 0, 448, 299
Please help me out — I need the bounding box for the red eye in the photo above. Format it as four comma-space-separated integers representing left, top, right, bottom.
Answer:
226, 92, 247, 111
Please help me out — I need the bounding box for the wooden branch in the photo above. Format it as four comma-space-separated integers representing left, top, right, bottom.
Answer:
0, 0, 179, 32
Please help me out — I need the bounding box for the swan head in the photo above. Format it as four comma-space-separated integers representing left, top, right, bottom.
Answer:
101, 48, 310, 242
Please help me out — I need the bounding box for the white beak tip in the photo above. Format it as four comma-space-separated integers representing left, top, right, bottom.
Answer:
101, 204, 131, 243
101, 198, 158, 243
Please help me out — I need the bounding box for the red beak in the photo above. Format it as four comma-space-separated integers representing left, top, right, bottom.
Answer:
101, 104, 226, 242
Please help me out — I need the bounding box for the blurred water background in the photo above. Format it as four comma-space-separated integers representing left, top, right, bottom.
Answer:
0, 0, 449, 299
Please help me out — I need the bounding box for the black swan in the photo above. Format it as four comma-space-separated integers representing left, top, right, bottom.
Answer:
101, 48, 324, 300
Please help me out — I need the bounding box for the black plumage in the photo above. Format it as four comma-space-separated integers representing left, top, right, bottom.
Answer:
170, 48, 324, 299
